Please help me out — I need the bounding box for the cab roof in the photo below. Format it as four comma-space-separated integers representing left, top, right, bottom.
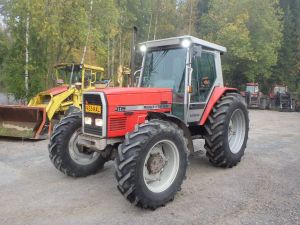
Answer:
54, 63, 104, 72
140, 35, 227, 53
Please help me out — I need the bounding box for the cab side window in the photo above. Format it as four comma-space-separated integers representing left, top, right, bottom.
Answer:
191, 52, 216, 102
84, 69, 92, 88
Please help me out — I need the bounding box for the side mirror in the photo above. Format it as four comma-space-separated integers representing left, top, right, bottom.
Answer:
187, 66, 194, 93
193, 45, 202, 58
188, 66, 193, 77
134, 69, 142, 86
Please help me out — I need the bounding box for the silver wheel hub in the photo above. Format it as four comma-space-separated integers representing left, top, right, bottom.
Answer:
147, 153, 166, 174
68, 128, 100, 165
143, 140, 180, 193
228, 109, 246, 154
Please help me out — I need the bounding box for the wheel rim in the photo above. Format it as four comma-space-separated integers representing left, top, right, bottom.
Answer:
68, 128, 100, 165
228, 109, 246, 154
143, 140, 180, 193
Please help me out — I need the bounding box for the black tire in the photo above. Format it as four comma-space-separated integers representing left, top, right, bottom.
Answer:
48, 112, 105, 177
115, 120, 188, 209
64, 106, 81, 116
204, 92, 249, 168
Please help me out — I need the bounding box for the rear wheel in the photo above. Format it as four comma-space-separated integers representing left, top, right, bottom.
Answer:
115, 120, 188, 209
204, 93, 249, 167
48, 112, 105, 177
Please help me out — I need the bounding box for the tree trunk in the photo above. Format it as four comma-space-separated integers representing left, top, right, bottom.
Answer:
153, 0, 160, 40
107, 37, 110, 78
188, 0, 194, 35
111, 38, 115, 79
25, 14, 29, 98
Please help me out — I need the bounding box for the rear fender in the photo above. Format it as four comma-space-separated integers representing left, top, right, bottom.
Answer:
199, 87, 237, 126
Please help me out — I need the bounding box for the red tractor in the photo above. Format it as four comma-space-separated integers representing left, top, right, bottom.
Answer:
242, 83, 268, 109
48, 36, 249, 209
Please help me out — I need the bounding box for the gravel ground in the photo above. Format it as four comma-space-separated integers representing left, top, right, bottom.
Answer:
0, 110, 299, 225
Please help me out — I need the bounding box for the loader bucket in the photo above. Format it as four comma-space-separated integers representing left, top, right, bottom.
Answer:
0, 105, 47, 139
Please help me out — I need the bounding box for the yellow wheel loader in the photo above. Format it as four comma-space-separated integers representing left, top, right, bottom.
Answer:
0, 63, 107, 139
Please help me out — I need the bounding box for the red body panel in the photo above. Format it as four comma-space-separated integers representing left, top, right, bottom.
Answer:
199, 87, 237, 126
95, 88, 173, 138
42, 86, 69, 96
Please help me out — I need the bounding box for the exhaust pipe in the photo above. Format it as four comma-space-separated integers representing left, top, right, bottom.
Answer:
130, 26, 138, 86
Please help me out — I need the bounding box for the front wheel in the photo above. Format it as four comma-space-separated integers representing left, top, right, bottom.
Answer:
204, 92, 249, 167
48, 112, 106, 177
115, 120, 188, 209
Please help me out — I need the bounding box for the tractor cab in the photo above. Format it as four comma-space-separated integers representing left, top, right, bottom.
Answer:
245, 83, 259, 94
55, 63, 105, 90
271, 85, 288, 95
138, 36, 226, 122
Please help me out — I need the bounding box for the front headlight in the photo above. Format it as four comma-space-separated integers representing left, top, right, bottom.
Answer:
95, 118, 103, 127
84, 117, 92, 125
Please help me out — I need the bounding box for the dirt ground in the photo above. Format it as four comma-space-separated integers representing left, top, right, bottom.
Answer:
0, 110, 299, 225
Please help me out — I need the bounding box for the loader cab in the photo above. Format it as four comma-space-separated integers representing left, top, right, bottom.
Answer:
55, 64, 105, 90
138, 36, 226, 123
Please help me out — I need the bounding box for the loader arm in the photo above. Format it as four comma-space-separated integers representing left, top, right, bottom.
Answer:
46, 87, 77, 120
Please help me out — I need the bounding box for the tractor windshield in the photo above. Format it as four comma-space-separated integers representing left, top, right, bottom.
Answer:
273, 86, 287, 94
140, 47, 187, 93
246, 85, 259, 93
56, 65, 82, 85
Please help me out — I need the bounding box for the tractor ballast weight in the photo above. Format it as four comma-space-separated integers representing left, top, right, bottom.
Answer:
49, 36, 249, 209
0, 64, 105, 139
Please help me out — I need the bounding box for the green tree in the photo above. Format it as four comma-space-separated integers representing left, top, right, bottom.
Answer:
0, 0, 119, 99
0, 27, 9, 89
200, 0, 283, 89
273, 0, 300, 91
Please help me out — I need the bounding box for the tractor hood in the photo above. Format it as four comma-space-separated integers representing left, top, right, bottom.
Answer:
41, 85, 69, 96
97, 87, 172, 96
88, 88, 173, 114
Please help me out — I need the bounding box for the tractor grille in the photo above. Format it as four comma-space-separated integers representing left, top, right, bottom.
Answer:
83, 93, 104, 137
109, 117, 127, 131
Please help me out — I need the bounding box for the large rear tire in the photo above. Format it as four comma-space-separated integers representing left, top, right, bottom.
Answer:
115, 120, 188, 209
48, 112, 105, 177
204, 92, 249, 167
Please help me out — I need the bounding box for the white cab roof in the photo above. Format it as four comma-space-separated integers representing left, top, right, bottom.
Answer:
140, 35, 227, 53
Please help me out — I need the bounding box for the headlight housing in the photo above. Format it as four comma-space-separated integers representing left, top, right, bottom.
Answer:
95, 118, 103, 127
84, 117, 92, 125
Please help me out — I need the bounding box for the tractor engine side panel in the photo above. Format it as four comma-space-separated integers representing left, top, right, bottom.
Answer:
105, 91, 172, 138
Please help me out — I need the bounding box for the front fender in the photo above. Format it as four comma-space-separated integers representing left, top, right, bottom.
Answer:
147, 112, 194, 153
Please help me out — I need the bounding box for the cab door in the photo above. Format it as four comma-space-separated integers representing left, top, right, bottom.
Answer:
187, 51, 217, 123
